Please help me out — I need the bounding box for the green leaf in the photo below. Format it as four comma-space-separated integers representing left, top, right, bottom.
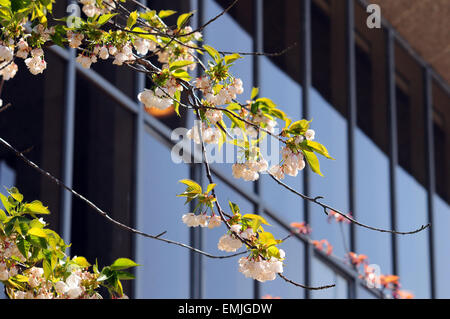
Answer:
202, 44, 220, 62
73, 256, 91, 268
23, 200, 50, 215
0, 0, 11, 7
251, 87, 259, 100
0, 193, 12, 213
228, 201, 240, 215
43, 259, 52, 279
206, 183, 216, 194
259, 231, 278, 247
251, 101, 259, 114
6, 187, 22, 202
303, 149, 323, 176
177, 11, 193, 30
223, 109, 245, 130
97, 13, 118, 26
267, 245, 281, 258
169, 60, 195, 72
110, 258, 140, 270
242, 214, 270, 226
116, 271, 135, 280
127, 10, 138, 28
255, 97, 276, 109
288, 119, 312, 135
28, 227, 47, 238
0, 209, 7, 222
269, 108, 287, 121
11, 274, 28, 283
132, 27, 157, 41
158, 10, 176, 19
306, 140, 335, 160
16, 237, 30, 259
179, 179, 202, 193
29, 218, 45, 229
171, 68, 191, 81
224, 53, 242, 65
173, 90, 181, 117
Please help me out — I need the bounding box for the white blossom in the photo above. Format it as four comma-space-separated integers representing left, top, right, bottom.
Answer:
138, 89, 173, 110
218, 234, 242, 252
269, 165, 284, 180
66, 273, 83, 299
0, 62, 18, 80
25, 56, 47, 75
305, 129, 315, 140
182, 213, 200, 227
99, 46, 109, 60
238, 256, 284, 282
0, 45, 13, 62
208, 215, 222, 229
67, 31, 84, 49
76, 54, 93, 69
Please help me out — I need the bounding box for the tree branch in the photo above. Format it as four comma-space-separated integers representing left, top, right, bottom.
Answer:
0, 135, 246, 260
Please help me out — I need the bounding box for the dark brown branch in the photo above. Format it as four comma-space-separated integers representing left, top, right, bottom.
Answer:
269, 173, 430, 235
0, 135, 245, 260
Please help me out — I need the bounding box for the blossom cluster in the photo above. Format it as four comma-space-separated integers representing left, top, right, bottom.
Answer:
187, 123, 221, 144
268, 130, 315, 180
79, 0, 116, 18
245, 113, 278, 138
238, 253, 284, 282
231, 159, 268, 181
182, 213, 222, 229
0, 188, 136, 299
347, 251, 414, 299
0, 23, 56, 81
0, 232, 105, 299
195, 76, 244, 107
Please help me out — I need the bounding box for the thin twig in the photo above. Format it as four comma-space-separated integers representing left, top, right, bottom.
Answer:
268, 173, 430, 235
0, 135, 245, 260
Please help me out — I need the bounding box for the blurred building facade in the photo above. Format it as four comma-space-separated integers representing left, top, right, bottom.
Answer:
0, 0, 449, 299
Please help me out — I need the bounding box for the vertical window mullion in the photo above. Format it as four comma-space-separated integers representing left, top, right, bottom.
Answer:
301, 0, 312, 299
386, 29, 398, 278
132, 0, 147, 299
189, 0, 203, 299
253, 0, 263, 300
345, 0, 357, 299
424, 67, 436, 298
60, 0, 77, 250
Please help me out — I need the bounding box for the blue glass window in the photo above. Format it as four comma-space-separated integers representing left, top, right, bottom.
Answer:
309, 88, 350, 258
134, 128, 190, 298
432, 194, 450, 298
396, 167, 430, 298
259, 56, 303, 222
355, 129, 392, 274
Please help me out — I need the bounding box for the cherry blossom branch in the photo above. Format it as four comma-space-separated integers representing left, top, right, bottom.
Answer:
0, 135, 248, 260
191, 101, 334, 290
177, 0, 240, 38
268, 173, 430, 235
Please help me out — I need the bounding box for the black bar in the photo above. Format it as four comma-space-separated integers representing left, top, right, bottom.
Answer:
301, 0, 312, 299
346, 0, 357, 299
424, 67, 436, 299
386, 29, 398, 277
